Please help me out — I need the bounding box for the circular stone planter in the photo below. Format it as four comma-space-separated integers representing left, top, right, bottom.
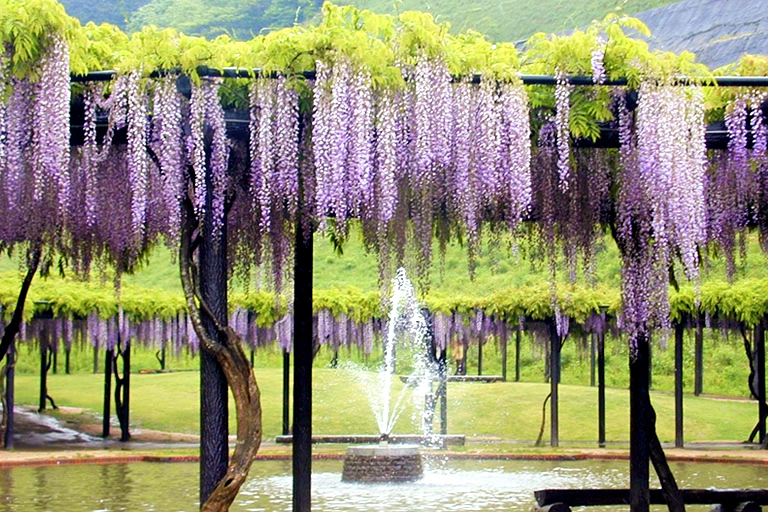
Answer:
341, 444, 423, 483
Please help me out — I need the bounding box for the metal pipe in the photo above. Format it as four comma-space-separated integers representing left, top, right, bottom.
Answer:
70, 68, 768, 87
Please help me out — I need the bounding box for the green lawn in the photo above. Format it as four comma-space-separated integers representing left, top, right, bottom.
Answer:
3, 224, 766, 297
14, 368, 758, 444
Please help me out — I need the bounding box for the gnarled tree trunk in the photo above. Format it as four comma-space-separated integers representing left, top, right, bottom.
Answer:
180, 199, 262, 512
0, 246, 41, 450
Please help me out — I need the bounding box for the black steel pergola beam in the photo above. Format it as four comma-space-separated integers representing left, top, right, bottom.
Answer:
71, 68, 768, 87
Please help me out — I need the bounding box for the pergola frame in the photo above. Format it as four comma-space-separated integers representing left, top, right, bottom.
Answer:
5, 68, 765, 511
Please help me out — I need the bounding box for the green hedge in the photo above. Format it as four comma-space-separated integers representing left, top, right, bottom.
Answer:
4, 270, 768, 328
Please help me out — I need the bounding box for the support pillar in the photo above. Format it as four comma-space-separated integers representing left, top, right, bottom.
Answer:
199, 142, 230, 505
549, 320, 560, 448
515, 328, 521, 383
4, 339, 15, 449
102, 347, 113, 438
439, 347, 448, 435
501, 326, 508, 382
38, 335, 48, 412
674, 322, 684, 448
694, 318, 703, 396
477, 339, 483, 376
293, 220, 313, 512
119, 342, 130, 442
757, 317, 766, 443
598, 328, 606, 448
282, 348, 290, 436
590, 332, 596, 387
630, 333, 651, 512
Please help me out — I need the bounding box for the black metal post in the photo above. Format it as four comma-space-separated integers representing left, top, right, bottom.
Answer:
158, 345, 166, 371
65, 347, 70, 375
630, 332, 651, 512
757, 317, 766, 443
598, 328, 606, 448
648, 342, 653, 390
477, 339, 483, 376
439, 346, 448, 435
5, 338, 15, 449
501, 327, 508, 382
549, 320, 560, 448
38, 334, 48, 412
293, 219, 313, 512
674, 322, 684, 448
199, 132, 230, 506
282, 348, 290, 436
120, 341, 131, 442
590, 332, 596, 387
102, 347, 113, 438
515, 328, 521, 383
694, 319, 703, 396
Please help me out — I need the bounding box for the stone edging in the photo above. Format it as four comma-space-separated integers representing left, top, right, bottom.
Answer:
0, 451, 766, 469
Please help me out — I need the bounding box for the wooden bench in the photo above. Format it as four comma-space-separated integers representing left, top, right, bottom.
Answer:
535, 489, 768, 512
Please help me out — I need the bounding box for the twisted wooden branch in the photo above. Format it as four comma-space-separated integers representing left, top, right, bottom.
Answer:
180, 197, 262, 512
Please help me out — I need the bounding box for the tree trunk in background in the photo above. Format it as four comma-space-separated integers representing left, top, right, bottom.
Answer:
102, 348, 113, 438
113, 342, 131, 442
0, 247, 40, 450
0, 247, 40, 364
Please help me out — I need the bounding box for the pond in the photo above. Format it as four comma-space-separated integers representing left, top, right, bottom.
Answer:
0, 458, 766, 511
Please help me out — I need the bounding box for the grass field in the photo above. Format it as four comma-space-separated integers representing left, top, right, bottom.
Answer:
13, 368, 757, 444
2, 223, 767, 296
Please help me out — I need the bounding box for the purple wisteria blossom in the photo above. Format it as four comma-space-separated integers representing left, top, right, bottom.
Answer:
591, 36, 606, 85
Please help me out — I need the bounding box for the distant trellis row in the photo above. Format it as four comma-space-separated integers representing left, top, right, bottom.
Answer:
12, 308, 562, 356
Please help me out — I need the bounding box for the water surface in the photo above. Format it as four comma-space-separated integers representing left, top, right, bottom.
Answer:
0, 458, 766, 511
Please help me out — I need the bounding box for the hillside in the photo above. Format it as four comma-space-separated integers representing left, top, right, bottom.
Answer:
58, 0, 685, 43
635, 0, 768, 68
56, 0, 765, 68
126, 0, 324, 39
58, 0, 150, 29
336, 0, 682, 42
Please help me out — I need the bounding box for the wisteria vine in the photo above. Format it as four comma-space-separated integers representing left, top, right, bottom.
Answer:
1, 35, 767, 360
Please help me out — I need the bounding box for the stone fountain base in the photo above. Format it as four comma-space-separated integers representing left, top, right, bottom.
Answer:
341, 444, 423, 483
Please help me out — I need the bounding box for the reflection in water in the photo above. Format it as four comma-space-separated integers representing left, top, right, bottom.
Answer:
0, 459, 766, 512
0, 464, 13, 511
34, 466, 52, 512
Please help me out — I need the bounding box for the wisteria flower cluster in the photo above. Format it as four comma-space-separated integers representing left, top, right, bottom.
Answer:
618, 84, 707, 351
310, 55, 532, 285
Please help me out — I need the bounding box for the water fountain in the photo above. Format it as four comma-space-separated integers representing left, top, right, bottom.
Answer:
341, 268, 438, 483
